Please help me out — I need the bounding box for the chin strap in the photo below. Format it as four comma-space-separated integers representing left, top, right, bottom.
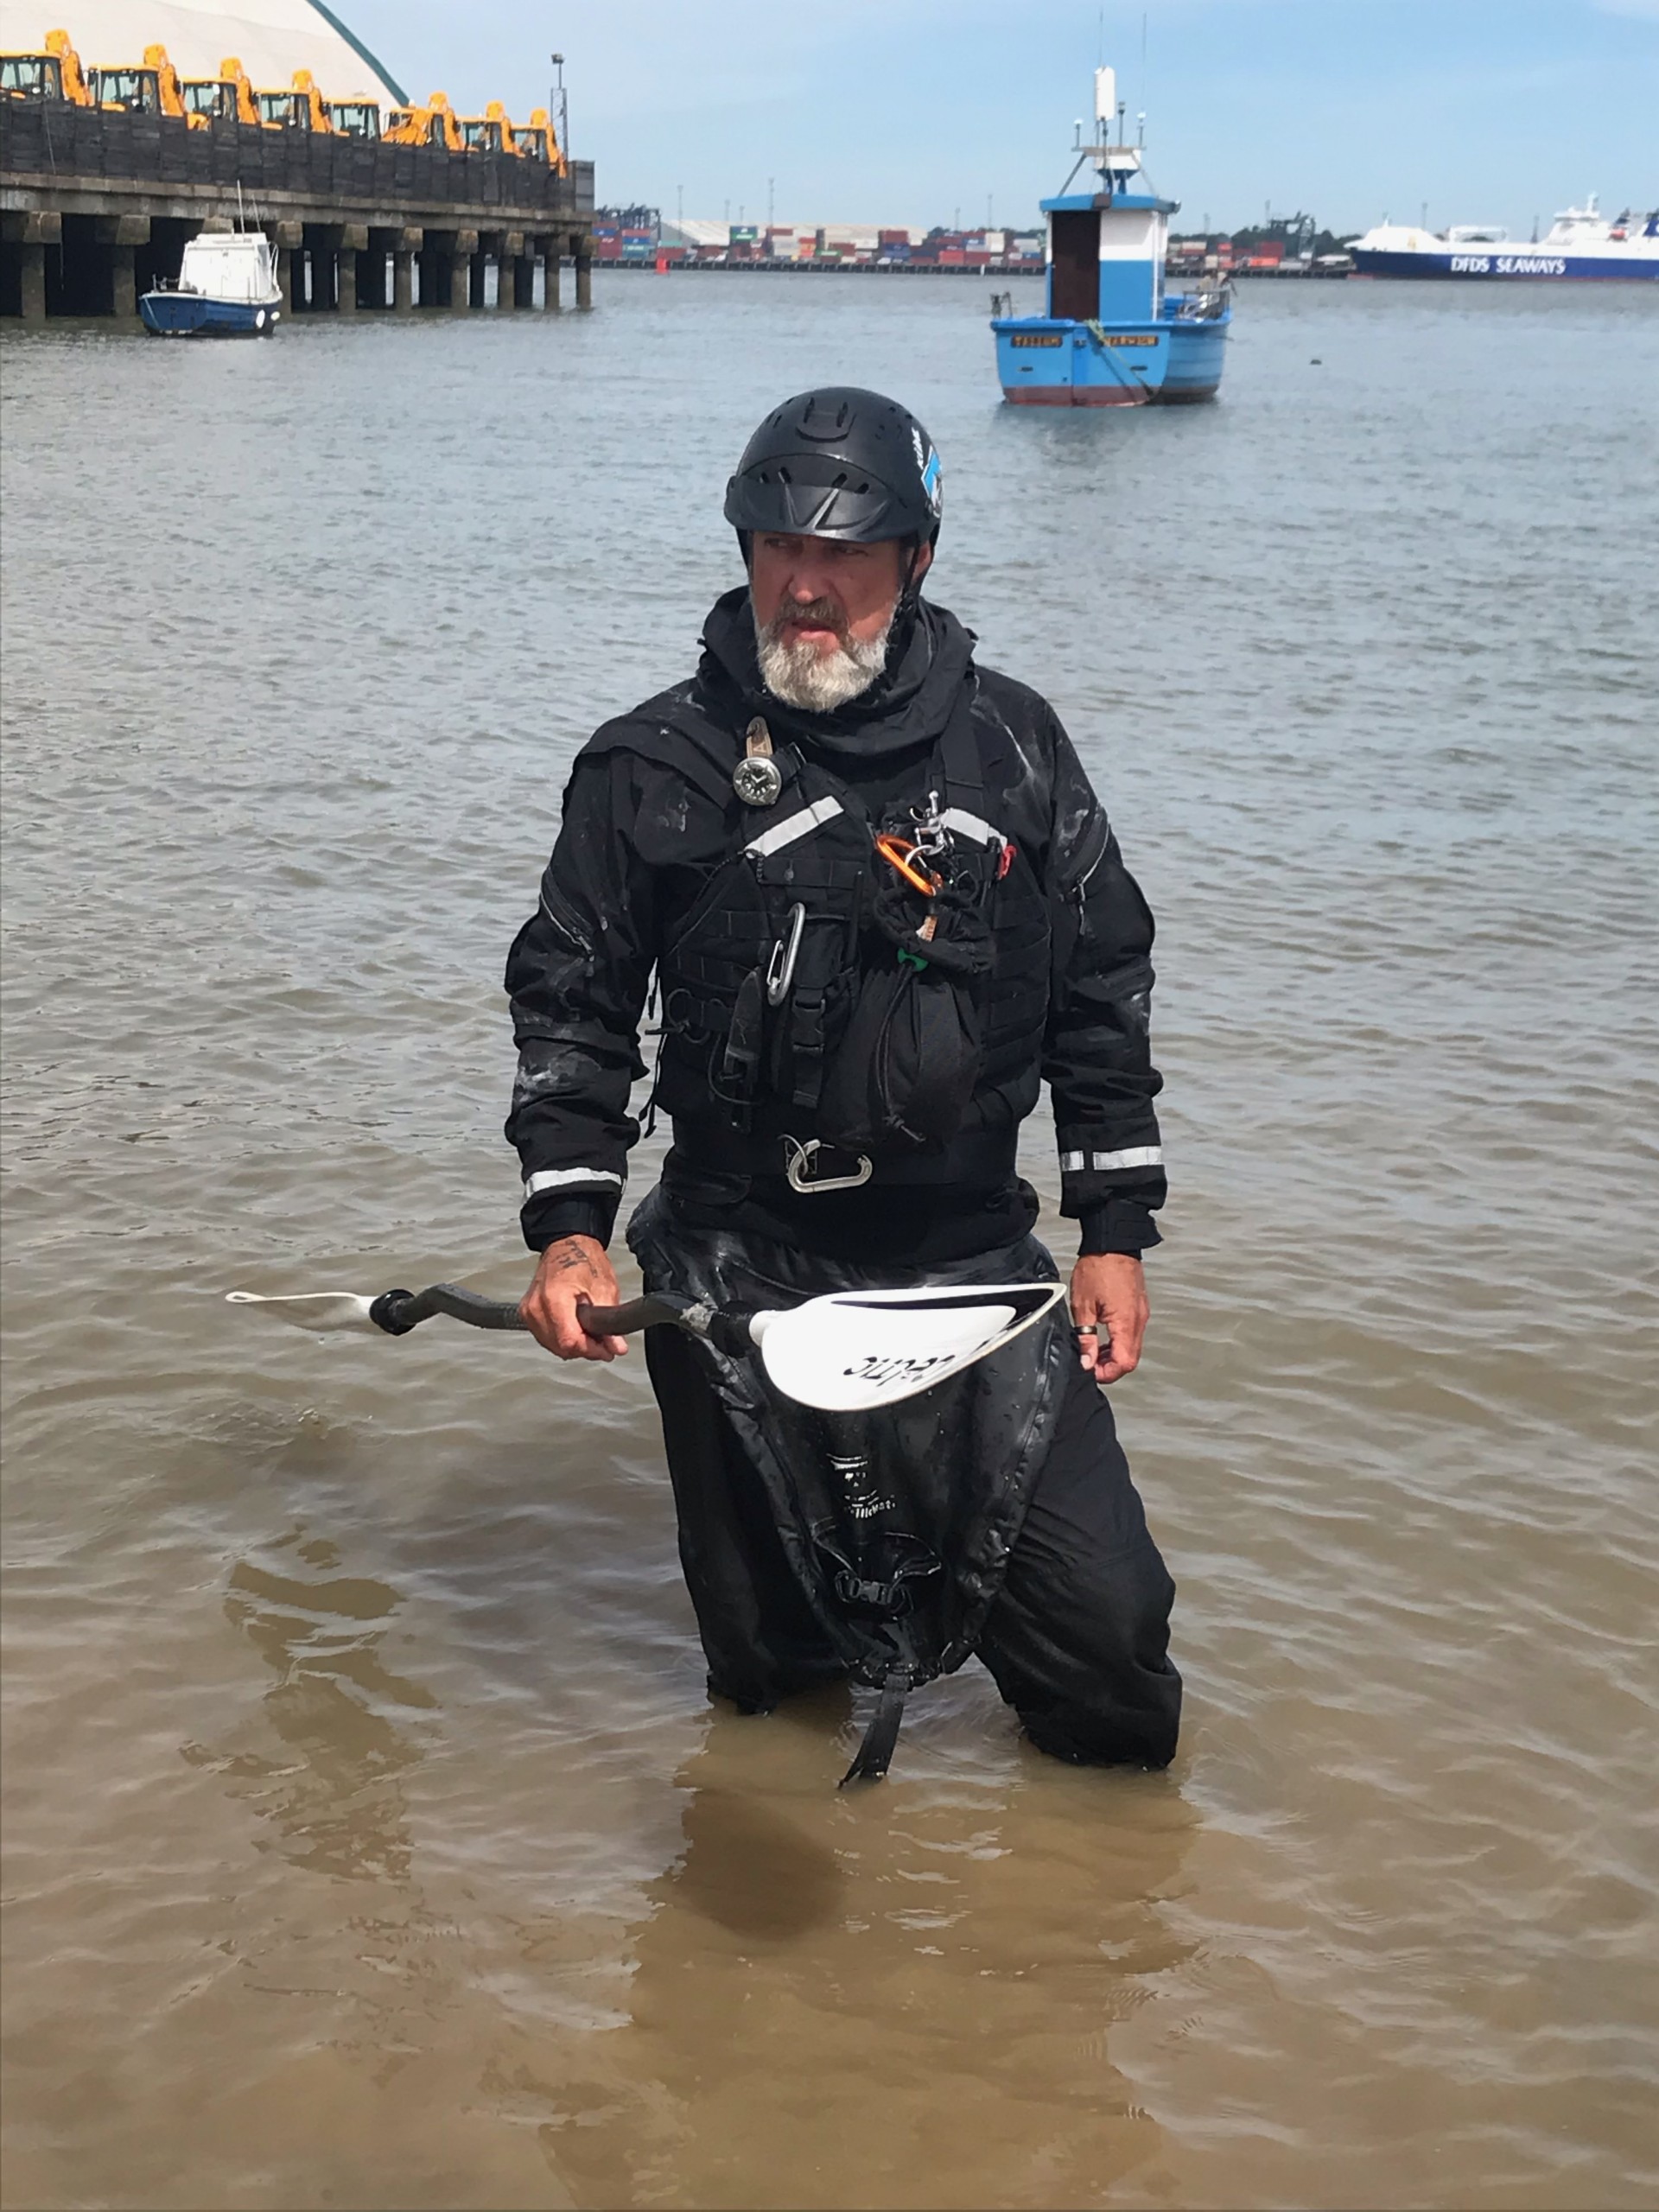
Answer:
893, 535, 931, 618
863, 543, 927, 686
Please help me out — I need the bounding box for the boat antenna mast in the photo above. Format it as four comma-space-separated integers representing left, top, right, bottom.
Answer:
1058, 60, 1149, 197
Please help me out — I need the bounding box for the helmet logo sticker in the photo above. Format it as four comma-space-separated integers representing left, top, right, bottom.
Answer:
912, 425, 943, 516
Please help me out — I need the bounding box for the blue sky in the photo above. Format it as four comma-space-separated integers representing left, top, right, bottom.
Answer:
344, 2, 1657, 238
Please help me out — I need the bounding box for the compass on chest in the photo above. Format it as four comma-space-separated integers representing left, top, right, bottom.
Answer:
734, 717, 784, 808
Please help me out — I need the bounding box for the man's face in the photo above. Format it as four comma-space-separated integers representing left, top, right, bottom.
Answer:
748, 531, 932, 712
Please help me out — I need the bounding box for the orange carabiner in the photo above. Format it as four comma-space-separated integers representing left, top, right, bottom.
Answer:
874, 832, 938, 897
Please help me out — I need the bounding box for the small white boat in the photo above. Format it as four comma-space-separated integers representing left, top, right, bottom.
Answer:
140, 231, 283, 336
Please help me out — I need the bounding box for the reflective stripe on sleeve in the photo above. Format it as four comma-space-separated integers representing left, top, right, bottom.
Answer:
523, 1167, 626, 1200
1059, 1146, 1164, 1173
745, 797, 842, 858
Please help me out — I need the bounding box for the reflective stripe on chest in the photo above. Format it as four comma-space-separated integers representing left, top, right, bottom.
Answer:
744, 796, 845, 859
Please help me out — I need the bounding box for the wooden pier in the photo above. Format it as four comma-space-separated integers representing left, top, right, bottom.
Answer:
0, 104, 594, 322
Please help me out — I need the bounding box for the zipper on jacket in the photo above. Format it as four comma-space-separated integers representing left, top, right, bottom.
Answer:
539, 885, 594, 960
1071, 814, 1111, 926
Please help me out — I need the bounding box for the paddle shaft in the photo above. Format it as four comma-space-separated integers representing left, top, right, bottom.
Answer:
366, 1284, 715, 1341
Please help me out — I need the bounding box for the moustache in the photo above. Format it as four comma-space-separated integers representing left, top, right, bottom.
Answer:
766, 598, 850, 648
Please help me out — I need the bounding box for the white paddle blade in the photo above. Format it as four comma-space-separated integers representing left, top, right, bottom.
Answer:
754, 1281, 1067, 1412
226, 1289, 378, 1333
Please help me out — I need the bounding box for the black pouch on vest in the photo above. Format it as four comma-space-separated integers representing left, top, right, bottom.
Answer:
818, 868, 992, 1154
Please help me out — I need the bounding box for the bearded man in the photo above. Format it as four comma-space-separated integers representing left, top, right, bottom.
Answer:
506, 388, 1179, 1780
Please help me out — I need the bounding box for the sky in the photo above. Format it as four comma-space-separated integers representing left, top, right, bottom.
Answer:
342, 1, 1658, 239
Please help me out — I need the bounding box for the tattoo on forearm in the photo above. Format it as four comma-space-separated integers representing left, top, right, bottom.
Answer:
546, 1239, 594, 1275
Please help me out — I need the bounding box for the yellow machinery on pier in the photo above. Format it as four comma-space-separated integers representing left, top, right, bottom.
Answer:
87, 41, 188, 116
462, 101, 569, 169
385, 90, 462, 151
178, 58, 258, 127
459, 99, 510, 154
327, 97, 381, 138
1, 27, 89, 103
510, 108, 566, 172
1, 26, 557, 171
255, 68, 333, 132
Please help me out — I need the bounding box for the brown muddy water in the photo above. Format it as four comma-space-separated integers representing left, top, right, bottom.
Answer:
2, 276, 1656, 2210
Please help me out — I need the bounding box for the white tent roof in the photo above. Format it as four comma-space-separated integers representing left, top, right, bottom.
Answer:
0, 0, 405, 104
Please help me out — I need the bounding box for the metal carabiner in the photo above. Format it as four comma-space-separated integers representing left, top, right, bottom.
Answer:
782, 1136, 874, 1194
766, 901, 806, 1007
874, 833, 940, 898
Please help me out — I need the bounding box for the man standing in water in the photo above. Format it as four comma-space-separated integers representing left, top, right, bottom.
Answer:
507, 389, 1179, 1777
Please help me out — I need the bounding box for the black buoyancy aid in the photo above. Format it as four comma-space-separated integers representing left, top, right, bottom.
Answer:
594, 681, 1054, 1183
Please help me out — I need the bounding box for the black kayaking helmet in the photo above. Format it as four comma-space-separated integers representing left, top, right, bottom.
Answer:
725, 386, 944, 551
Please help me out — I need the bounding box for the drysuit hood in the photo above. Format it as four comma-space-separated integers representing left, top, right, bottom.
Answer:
696, 585, 977, 762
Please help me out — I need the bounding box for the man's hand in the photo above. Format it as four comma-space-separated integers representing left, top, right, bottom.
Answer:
519, 1234, 630, 1361
1070, 1253, 1149, 1385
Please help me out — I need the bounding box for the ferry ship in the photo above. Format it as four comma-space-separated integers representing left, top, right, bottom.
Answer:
990, 67, 1229, 406
1351, 197, 1658, 282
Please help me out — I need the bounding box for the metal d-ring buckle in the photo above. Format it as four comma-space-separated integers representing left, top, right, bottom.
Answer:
766, 902, 806, 1007
783, 1136, 873, 1194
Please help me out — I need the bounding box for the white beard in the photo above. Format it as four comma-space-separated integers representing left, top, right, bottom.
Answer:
754, 607, 893, 712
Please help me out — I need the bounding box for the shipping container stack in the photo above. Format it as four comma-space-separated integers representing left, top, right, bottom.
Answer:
593, 206, 660, 264
590, 213, 1048, 273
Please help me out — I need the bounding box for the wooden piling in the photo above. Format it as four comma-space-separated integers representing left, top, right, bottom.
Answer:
19, 241, 45, 321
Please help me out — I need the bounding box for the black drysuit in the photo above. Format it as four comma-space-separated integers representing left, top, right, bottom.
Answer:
505, 590, 1180, 1770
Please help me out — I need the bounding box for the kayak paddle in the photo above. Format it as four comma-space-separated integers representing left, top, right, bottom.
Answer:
226, 1280, 1066, 1413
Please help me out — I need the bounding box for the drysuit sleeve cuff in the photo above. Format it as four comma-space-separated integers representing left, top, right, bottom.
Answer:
1077, 1199, 1163, 1256
520, 1191, 620, 1253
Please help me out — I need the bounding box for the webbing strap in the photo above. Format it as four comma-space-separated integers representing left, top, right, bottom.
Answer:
840, 1668, 912, 1786
938, 684, 986, 812
788, 986, 827, 1109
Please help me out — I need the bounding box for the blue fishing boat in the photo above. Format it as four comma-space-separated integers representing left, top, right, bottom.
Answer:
991, 67, 1229, 407
140, 230, 283, 336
